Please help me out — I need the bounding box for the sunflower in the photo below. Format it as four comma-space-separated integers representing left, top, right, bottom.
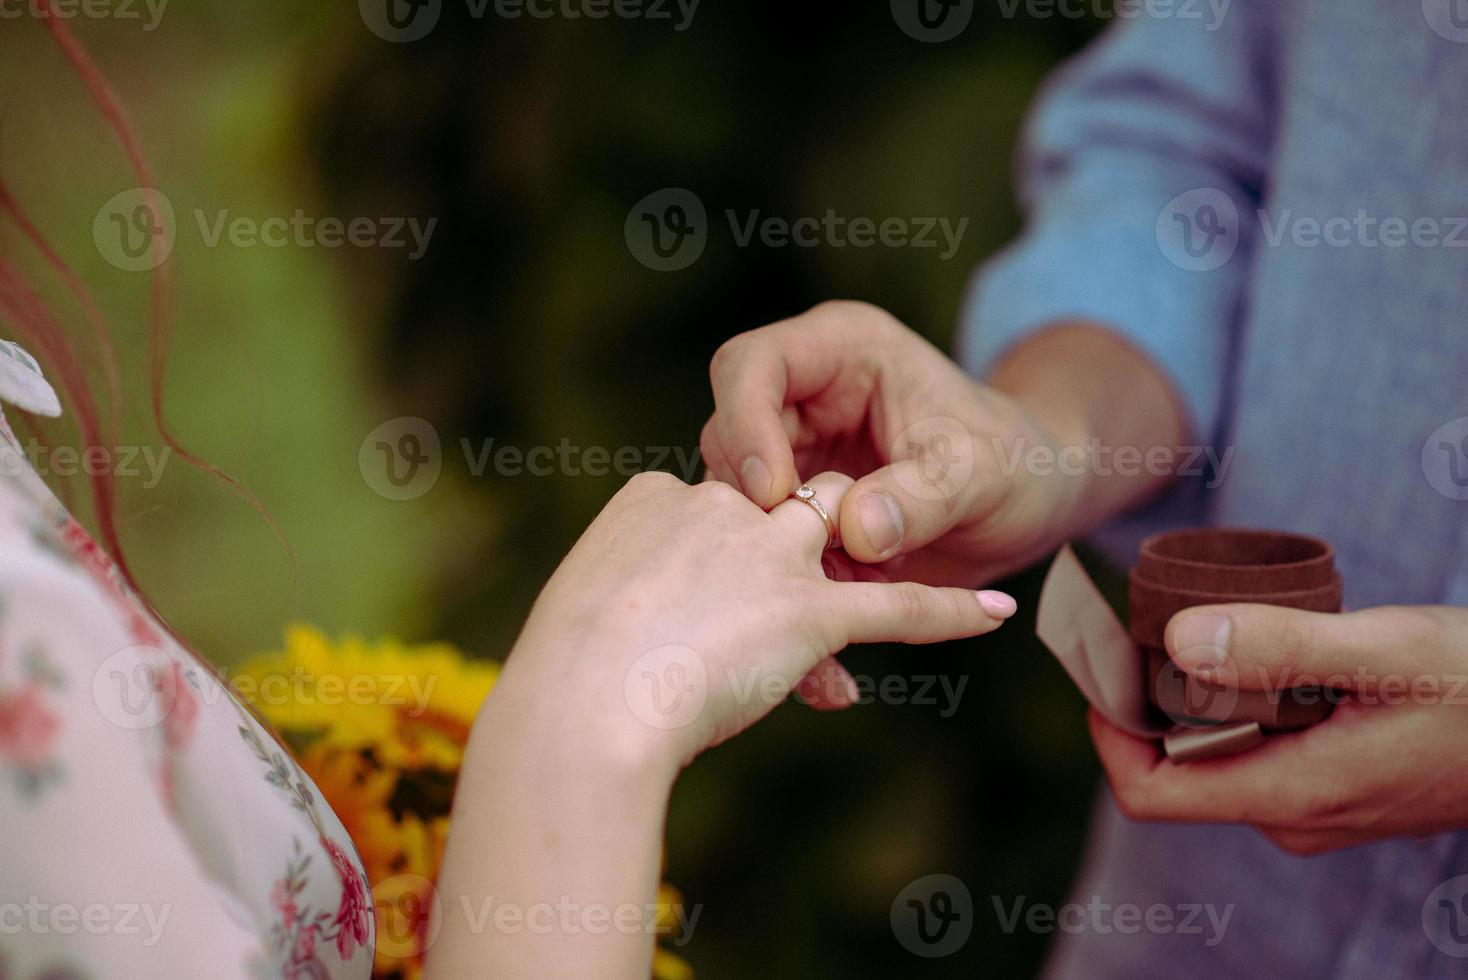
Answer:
237, 625, 693, 980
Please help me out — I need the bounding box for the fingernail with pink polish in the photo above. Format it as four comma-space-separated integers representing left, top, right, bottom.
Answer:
977, 590, 1017, 619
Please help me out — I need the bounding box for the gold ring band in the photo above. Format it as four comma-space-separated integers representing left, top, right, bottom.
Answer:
791, 484, 837, 550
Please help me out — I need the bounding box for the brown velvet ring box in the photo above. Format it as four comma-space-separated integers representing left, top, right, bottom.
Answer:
1128, 528, 1342, 732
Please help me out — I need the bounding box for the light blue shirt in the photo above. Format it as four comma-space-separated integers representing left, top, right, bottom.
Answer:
961, 2, 1468, 976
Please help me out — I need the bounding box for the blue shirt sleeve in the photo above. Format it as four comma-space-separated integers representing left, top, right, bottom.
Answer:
958, 4, 1278, 444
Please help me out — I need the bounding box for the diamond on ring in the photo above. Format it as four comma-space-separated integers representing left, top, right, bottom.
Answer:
790, 484, 837, 550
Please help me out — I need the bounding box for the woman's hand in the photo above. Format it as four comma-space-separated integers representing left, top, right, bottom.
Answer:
1090, 602, 1468, 855
430, 471, 1014, 979
498, 468, 1016, 777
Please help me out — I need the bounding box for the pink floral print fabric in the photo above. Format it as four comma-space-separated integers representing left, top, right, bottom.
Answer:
0, 348, 372, 979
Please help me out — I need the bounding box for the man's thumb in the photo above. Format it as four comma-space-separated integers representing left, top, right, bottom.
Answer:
839, 459, 970, 563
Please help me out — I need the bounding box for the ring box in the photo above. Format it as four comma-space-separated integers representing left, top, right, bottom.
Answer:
1128, 528, 1342, 733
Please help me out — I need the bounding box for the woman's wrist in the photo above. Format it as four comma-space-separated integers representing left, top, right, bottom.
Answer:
434, 638, 679, 979
474, 645, 685, 791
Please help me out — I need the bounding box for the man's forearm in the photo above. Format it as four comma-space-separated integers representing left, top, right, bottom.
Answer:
986, 320, 1192, 534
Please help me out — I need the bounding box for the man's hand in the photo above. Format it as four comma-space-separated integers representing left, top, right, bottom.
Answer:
701, 301, 1187, 587
1092, 603, 1468, 854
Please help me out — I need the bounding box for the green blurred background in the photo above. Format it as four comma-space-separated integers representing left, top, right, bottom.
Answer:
2, 3, 1122, 976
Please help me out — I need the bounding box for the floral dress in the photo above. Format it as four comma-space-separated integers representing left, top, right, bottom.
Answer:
0, 340, 373, 979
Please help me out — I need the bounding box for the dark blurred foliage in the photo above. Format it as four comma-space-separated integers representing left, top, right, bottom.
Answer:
308, 5, 1114, 977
